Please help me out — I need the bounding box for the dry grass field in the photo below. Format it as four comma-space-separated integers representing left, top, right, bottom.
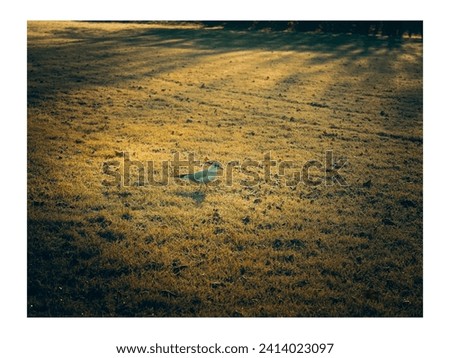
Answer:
27, 21, 422, 317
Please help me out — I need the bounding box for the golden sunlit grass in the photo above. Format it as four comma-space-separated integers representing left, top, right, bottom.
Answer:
28, 21, 422, 316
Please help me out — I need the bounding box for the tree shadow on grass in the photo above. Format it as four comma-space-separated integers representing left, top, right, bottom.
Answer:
28, 22, 422, 137
27, 22, 421, 106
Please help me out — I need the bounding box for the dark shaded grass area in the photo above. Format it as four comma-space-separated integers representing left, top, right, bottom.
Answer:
28, 218, 422, 317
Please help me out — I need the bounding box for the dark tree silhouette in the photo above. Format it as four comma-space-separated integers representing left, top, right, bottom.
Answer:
201, 21, 423, 38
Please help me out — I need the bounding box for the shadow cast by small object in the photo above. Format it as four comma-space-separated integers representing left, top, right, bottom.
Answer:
175, 190, 206, 205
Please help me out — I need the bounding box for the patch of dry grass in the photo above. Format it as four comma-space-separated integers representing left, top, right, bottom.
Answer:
28, 21, 422, 316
